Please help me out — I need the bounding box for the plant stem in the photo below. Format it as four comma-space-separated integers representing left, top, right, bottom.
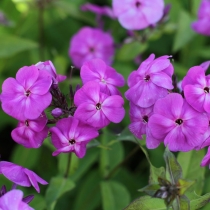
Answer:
64, 153, 72, 178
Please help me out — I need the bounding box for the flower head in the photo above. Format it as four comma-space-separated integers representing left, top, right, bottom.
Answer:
125, 54, 174, 108
74, 81, 125, 129
0, 161, 48, 193
11, 113, 48, 148
35, 60, 66, 85
80, 58, 125, 96
148, 93, 208, 151
129, 103, 160, 149
50, 117, 99, 158
1, 65, 52, 120
112, 0, 164, 30
191, 0, 210, 36
69, 27, 115, 68
182, 66, 210, 113
0, 190, 34, 210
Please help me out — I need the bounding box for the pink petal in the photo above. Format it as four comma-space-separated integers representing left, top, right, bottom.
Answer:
16, 66, 39, 90
74, 143, 87, 158
150, 72, 173, 89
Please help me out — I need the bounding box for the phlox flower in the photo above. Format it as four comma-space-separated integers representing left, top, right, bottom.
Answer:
201, 147, 210, 168
81, 3, 116, 19
112, 0, 164, 30
182, 66, 210, 113
50, 117, 99, 158
0, 190, 33, 210
74, 81, 125, 129
0, 161, 48, 193
69, 27, 115, 68
1, 65, 52, 120
125, 54, 174, 108
35, 60, 66, 85
11, 113, 48, 148
80, 58, 125, 96
129, 103, 160, 149
148, 93, 209, 151
191, 0, 210, 36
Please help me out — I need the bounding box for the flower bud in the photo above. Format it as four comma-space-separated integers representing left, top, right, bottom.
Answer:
51, 108, 63, 118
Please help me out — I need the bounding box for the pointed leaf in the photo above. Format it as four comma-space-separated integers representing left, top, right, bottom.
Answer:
178, 179, 195, 195
45, 176, 75, 210
172, 195, 190, 210
164, 148, 182, 184
190, 192, 210, 210
138, 184, 160, 197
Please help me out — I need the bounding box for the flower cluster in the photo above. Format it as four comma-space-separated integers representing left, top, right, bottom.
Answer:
125, 54, 210, 168
191, 0, 210, 36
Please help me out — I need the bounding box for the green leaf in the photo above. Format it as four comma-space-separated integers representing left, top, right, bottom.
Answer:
190, 192, 210, 210
139, 184, 160, 197
100, 180, 130, 210
164, 148, 182, 185
11, 145, 42, 169
0, 34, 38, 58
172, 195, 190, 210
172, 11, 195, 52
178, 179, 195, 195
116, 41, 147, 61
45, 176, 75, 210
124, 196, 169, 210
177, 150, 205, 194
149, 165, 165, 185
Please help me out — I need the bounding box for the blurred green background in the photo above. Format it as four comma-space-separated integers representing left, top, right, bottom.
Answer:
0, 0, 210, 209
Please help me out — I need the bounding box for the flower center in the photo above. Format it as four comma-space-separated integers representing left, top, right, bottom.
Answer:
204, 87, 210, 93
144, 75, 150, 82
96, 103, 102, 110
89, 47, 95, 53
25, 90, 31, 97
175, 118, 183, 125
101, 78, 106, 84
142, 115, 149, 123
25, 120, 29, 127
135, 1, 141, 8
69, 139, 76, 145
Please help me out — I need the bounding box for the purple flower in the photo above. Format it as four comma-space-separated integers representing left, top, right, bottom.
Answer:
35, 60, 66, 85
201, 146, 210, 168
148, 93, 208, 151
129, 103, 160, 149
1, 65, 52, 120
50, 117, 99, 158
0, 161, 48, 193
182, 66, 210, 113
200, 60, 210, 72
191, 0, 210, 36
80, 58, 125, 96
81, 3, 116, 19
11, 113, 48, 148
74, 82, 125, 129
0, 190, 34, 210
69, 27, 115, 68
125, 54, 174, 108
112, 0, 164, 30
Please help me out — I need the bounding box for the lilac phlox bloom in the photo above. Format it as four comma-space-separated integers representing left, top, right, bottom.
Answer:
0, 161, 48, 193
1, 65, 52, 120
200, 60, 210, 72
35, 60, 66, 85
191, 0, 210, 36
129, 103, 160, 149
112, 0, 164, 30
182, 66, 210, 113
0, 190, 34, 210
80, 58, 125, 96
69, 27, 115, 68
148, 93, 209, 151
51, 108, 63, 118
50, 117, 99, 158
11, 113, 48, 148
74, 81, 125, 129
201, 146, 210, 168
81, 3, 116, 19
125, 54, 174, 108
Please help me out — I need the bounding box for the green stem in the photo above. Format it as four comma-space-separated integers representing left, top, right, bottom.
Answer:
64, 153, 72, 178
